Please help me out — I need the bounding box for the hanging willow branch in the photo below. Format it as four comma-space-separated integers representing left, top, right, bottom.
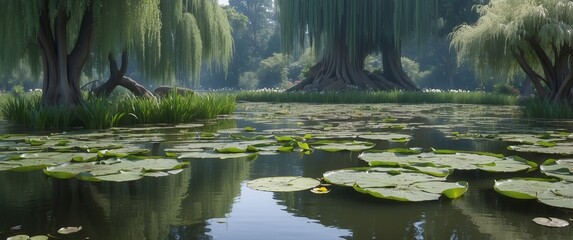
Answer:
276, 0, 437, 59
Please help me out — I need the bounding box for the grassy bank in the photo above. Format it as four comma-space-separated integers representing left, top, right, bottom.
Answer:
235, 90, 519, 105
0, 92, 236, 130
521, 98, 573, 119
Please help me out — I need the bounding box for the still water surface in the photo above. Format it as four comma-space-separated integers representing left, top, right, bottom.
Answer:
1, 103, 572, 239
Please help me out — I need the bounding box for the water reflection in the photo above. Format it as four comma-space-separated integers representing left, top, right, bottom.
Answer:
1, 103, 573, 239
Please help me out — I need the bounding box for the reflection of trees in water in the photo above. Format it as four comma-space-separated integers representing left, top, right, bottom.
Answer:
50, 157, 251, 239
0, 172, 52, 238
252, 150, 486, 238
274, 187, 488, 239
452, 180, 573, 240
267, 150, 573, 239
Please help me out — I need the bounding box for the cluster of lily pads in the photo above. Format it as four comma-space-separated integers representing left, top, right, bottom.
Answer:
1, 102, 572, 211
0, 129, 192, 182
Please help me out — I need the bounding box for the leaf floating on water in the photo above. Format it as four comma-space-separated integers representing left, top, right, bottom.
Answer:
57, 226, 82, 234
532, 217, 569, 228
540, 159, 573, 182
323, 167, 467, 202
247, 176, 320, 192
244, 126, 256, 132
7, 235, 30, 240
29, 236, 49, 240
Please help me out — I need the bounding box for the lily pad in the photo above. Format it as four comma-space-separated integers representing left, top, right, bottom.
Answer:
311, 140, 375, 152
44, 158, 185, 182
508, 142, 573, 155
323, 167, 467, 202
537, 185, 573, 209
7, 235, 31, 240
0, 152, 73, 172
246, 176, 320, 192
354, 181, 468, 202
532, 217, 569, 228
57, 226, 82, 234
29, 236, 49, 240
541, 159, 573, 182
494, 178, 573, 209
494, 178, 561, 199
358, 133, 411, 142
177, 151, 258, 160
359, 151, 536, 173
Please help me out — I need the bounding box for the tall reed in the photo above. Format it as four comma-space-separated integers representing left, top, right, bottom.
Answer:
521, 98, 573, 119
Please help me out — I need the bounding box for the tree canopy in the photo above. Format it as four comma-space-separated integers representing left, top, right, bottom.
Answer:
451, 0, 573, 103
0, 0, 232, 105
276, 0, 437, 91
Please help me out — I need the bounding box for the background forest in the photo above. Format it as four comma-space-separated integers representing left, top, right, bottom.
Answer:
0, 0, 528, 96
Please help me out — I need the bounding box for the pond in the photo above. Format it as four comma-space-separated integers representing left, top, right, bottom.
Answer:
1, 102, 572, 239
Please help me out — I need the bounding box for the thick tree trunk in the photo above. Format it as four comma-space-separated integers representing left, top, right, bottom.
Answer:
38, 3, 93, 107
514, 44, 573, 105
287, 18, 420, 93
381, 39, 419, 91
92, 51, 154, 98
287, 35, 417, 92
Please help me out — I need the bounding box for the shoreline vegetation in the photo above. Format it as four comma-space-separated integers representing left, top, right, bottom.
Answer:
1, 89, 571, 130
0, 91, 236, 130
235, 90, 573, 119
235, 90, 519, 105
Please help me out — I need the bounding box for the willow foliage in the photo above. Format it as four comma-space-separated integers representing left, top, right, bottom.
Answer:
0, 0, 232, 86
276, 0, 437, 58
450, 0, 573, 80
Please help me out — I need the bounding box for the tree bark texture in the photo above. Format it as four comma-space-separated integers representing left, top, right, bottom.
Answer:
513, 40, 573, 105
287, 38, 418, 92
38, 2, 93, 106
92, 51, 154, 98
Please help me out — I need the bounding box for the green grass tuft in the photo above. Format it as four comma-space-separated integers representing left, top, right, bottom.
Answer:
521, 98, 573, 119
0, 92, 236, 130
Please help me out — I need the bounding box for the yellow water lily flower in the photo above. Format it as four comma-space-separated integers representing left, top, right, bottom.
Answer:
310, 187, 330, 194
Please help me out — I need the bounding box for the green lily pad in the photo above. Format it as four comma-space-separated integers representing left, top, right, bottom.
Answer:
44, 158, 185, 182
311, 140, 374, 152
7, 235, 31, 240
494, 178, 561, 199
532, 217, 570, 228
177, 151, 258, 160
324, 167, 447, 187
508, 142, 573, 155
354, 181, 468, 202
541, 159, 573, 182
29, 236, 49, 240
244, 126, 256, 132
0, 152, 73, 172
494, 178, 573, 209
359, 151, 536, 173
57, 226, 82, 234
95, 171, 144, 182
246, 176, 320, 192
358, 133, 411, 142
323, 167, 466, 202
537, 186, 573, 210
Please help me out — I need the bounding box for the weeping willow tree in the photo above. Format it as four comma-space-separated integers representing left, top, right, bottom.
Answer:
93, 0, 232, 97
0, 0, 232, 106
276, 0, 437, 91
451, 0, 573, 104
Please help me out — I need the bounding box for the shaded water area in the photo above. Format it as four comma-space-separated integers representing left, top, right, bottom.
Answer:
1, 102, 572, 239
